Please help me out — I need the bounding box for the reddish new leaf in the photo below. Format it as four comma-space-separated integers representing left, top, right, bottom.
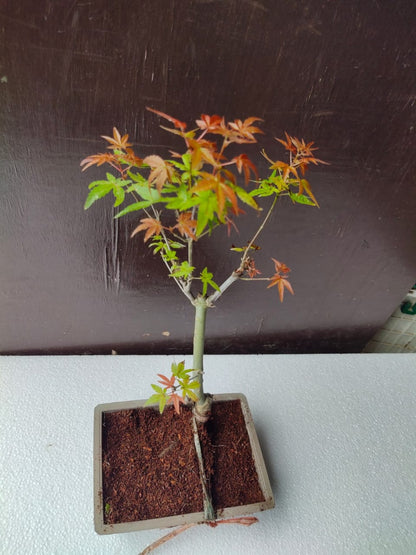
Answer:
157, 373, 176, 388
231, 153, 258, 184
168, 392, 185, 415
195, 114, 224, 133
267, 258, 294, 302
146, 107, 187, 131
245, 258, 261, 278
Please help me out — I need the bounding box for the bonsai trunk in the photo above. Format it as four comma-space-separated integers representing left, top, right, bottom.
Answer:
192, 296, 212, 419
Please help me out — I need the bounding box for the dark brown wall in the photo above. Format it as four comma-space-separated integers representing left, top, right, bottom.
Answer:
1, 0, 415, 355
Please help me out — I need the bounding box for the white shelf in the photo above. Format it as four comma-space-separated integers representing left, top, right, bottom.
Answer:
1, 354, 416, 554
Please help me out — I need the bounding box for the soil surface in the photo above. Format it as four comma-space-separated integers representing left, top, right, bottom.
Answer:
102, 399, 265, 524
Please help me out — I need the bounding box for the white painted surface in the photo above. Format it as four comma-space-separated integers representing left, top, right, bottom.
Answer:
1, 354, 415, 554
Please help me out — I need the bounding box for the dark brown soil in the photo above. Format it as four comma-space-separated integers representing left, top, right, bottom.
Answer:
102, 399, 265, 524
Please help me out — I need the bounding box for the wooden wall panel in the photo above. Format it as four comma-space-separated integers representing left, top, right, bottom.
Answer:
1, 0, 415, 354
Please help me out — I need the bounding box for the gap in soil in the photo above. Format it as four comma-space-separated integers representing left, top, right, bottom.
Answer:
102, 399, 265, 524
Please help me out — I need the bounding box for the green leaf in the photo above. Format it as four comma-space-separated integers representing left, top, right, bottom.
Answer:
200, 267, 221, 296
158, 395, 167, 413
289, 192, 316, 206
170, 261, 195, 279
168, 241, 186, 249
234, 185, 260, 210
172, 361, 193, 380
84, 183, 114, 210
195, 193, 217, 236
106, 172, 117, 183
145, 388, 169, 413
113, 187, 125, 207
126, 179, 162, 203
145, 394, 161, 406
114, 200, 152, 218
151, 384, 165, 394
162, 249, 178, 262
171, 361, 184, 377
88, 179, 113, 190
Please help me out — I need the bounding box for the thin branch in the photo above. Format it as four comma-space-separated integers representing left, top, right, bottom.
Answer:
207, 194, 279, 304
239, 277, 271, 281
129, 190, 194, 303
207, 270, 242, 304
240, 193, 278, 268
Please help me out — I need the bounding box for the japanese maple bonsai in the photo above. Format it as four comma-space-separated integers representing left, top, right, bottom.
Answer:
82, 107, 323, 410
82, 107, 324, 533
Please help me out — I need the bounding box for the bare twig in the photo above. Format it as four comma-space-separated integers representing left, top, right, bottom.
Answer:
240, 194, 278, 268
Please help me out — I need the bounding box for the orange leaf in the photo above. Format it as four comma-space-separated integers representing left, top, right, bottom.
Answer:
131, 217, 163, 242
231, 153, 258, 184
195, 114, 223, 132
143, 155, 174, 192
173, 212, 197, 240
146, 107, 187, 130
101, 127, 132, 151
227, 117, 263, 143
80, 152, 118, 171
168, 392, 184, 414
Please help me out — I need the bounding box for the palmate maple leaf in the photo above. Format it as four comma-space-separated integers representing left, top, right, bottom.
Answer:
172, 211, 197, 240
195, 114, 223, 133
168, 392, 185, 414
231, 153, 258, 184
276, 133, 328, 174
131, 217, 163, 242
80, 152, 118, 171
267, 258, 294, 302
101, 127, 132, 151
228, 117, 263, 143
157, 373, 176, 388
143, 155, 175, 192
191, 173, 239, 220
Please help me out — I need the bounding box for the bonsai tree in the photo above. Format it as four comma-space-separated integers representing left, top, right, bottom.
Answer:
81, 108, 324, 420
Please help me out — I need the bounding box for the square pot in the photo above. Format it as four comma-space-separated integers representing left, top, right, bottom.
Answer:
94, 393, 274, 534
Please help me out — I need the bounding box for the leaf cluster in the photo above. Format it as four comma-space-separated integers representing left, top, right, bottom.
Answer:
81, 108, 325, 302
144, 361, 199, 414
